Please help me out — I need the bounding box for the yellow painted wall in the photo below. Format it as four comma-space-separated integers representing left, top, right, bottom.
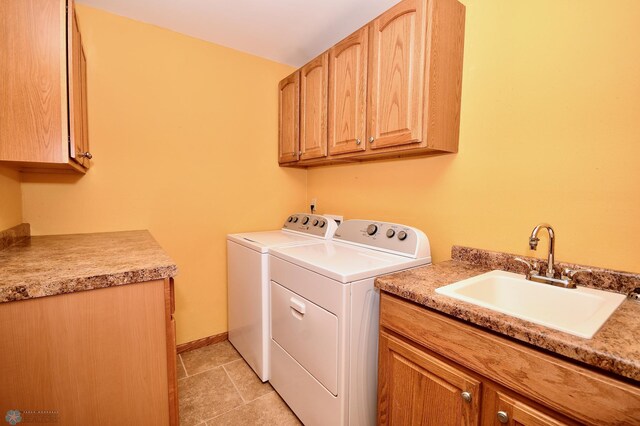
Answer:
20, 5, 306, 344
0, 166, 22, 230
308, 0, 640, 272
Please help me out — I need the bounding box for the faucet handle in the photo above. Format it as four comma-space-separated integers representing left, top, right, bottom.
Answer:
562, 267, 592, 281
514, 257, 540, 273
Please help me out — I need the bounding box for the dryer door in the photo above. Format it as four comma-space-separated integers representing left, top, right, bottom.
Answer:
271, 281, 339, 396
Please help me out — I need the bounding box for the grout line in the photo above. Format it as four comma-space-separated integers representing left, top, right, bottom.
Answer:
223, 363, 247, 404
177, 356, 243, 382
179, 353, 189, 377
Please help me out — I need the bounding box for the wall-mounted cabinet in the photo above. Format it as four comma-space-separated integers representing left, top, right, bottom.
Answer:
0, 0, 90, 173
278, 0, 466, 168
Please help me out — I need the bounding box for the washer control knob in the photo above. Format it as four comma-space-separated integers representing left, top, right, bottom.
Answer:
302, 216, 310, 225
397, 231, 408, 241
288, 216, 294, 223
366, 224, 378, 236
313, 219, 319, 226
386, 229, 396, 238
319, 220, 326, 228
292, 216, 299, 223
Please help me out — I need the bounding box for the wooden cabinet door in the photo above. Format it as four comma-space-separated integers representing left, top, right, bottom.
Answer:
378, 331, 481, 426
483, 388, 577, 426
68, 5, 90, 168
278, 71, 300, 164
328, 27, 368, 155
368, 0, 426, 150
300, 53, 328, 160
0, 0, 66, 163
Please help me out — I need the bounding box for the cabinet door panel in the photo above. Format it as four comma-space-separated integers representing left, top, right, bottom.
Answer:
378, 331, 481, 426
328, 27, 368, 155
278, 72, 300, 164
69, 7, 89, 168
300, 53, 328, 160
0, 0, 65, 163
368, 0, 425, 149
484, 387, 577, 426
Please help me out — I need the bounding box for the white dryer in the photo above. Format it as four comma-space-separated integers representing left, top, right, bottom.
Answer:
268, 219, 431, 425
227, 213, 338, 382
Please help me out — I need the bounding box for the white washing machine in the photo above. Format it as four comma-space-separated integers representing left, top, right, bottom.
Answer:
268, 219, 431, 425
227, 213, 338, 382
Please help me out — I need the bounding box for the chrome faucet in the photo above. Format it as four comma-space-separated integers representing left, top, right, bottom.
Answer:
529, 223, 555, 278
514, 223, 591, 289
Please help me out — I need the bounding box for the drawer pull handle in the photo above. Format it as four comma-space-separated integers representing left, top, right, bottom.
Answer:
289, 297, 306, 315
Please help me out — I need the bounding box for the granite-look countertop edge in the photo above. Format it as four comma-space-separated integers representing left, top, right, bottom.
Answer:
375, 260, 640, 383
0, 230, 178, 303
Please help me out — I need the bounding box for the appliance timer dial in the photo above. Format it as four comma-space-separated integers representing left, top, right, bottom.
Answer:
366, 224, 378, 236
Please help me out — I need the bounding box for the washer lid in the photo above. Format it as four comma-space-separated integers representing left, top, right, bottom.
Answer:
227, 230, 320, 253
269, 241, 431, 283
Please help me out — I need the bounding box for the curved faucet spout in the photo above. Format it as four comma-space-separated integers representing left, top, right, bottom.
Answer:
529, 223, 555, 278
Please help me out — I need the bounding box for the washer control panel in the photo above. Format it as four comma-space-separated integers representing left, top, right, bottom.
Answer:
282, 213, 338, 238
333, 219, 431, 258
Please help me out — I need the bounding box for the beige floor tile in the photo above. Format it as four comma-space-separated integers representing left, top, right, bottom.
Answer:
177, 355, 187, 379
206, 391, 301, 426
223, 359, 273, 402
181, 341, 241, 375
178, 366, 243, 426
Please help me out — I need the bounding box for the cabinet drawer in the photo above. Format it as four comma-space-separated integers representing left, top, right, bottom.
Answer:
271, 281, 338, 395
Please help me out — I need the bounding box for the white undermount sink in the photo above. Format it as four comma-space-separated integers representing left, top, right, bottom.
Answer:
435, 270, 626, 339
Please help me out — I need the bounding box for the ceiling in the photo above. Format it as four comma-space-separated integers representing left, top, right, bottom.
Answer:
77, 0, 402, 67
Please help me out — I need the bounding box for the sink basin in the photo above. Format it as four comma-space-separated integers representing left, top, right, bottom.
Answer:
435, 270, 626, 338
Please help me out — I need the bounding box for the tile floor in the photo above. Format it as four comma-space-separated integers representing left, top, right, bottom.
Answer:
177, 340, 302, 425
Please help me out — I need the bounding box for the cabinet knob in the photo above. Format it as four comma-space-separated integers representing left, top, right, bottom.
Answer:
460, 391, 472, 403
298, 151, 302, 156
369, 136, 375, 144
497, 411, 509, 424
356, 138, 361, 145
78, 151, 92, 159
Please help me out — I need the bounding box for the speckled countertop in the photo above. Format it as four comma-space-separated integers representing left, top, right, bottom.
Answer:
376, 247, 640, 382
0, 230, 177, 303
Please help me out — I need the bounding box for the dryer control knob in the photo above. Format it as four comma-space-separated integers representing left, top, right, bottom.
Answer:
367, 224, 378, 236
397, 231, 408, 241
319, 220, 326, 228
288, 216, 294, 222
302, 216, 310, 225
386, 229, 396, 238
293, 217, 299, 223
313, 219, 319, 226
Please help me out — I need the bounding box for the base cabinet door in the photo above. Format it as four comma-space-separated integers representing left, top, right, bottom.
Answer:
378, 331, 481, 425
483, 387, 578, 426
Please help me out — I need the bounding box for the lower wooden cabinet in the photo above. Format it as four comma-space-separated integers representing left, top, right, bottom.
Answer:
378, 292, 640, 426
378, 330, 481, 425
0, 279, 178, 425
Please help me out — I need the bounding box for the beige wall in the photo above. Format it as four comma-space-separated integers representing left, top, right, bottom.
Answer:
20, 6, 306, 344
0, 166, 22, 230
307, 0, 640, 272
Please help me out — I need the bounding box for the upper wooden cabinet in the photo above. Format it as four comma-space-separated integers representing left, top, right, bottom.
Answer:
368, 0, 426, 150
278, 71, 300, 164
300, 53, 328, 161
328, 27, 368, 156
0, 0, 91, 173
278, 0, 466, 167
